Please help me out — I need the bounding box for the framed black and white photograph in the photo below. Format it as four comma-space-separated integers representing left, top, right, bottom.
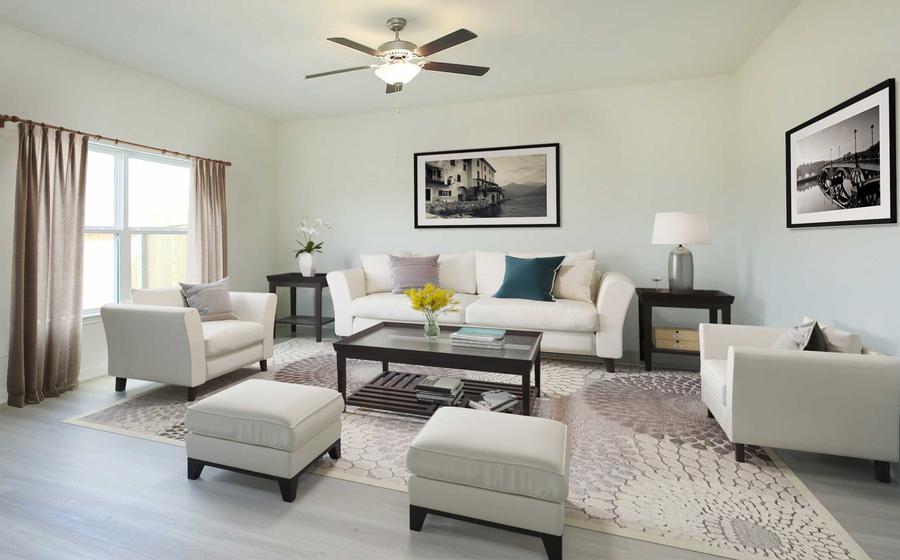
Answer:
414, 143, 560, 228
786, 79, 895, 228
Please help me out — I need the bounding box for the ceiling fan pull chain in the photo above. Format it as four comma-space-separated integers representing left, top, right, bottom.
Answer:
393, 88, 401, 158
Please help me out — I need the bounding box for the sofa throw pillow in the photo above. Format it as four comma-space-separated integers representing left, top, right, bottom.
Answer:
360, 252, 411, 293
552, 259, 596, 302
179, 277, 238, 322
389, 254, 440, 294
493, 255, 565, 302
801, 316, 863, 353
772, 321, 827, 351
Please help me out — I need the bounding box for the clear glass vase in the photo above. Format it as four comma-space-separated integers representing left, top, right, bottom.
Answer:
423, 313, 440, 340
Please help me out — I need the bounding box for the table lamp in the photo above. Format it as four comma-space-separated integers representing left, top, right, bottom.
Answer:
651, 212, 710, 292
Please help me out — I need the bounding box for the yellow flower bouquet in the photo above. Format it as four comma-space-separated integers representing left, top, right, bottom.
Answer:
404, 283, 459, 339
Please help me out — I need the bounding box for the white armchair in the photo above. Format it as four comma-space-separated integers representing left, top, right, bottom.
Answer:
699, 323, 900, 482
101, 288, 277, 401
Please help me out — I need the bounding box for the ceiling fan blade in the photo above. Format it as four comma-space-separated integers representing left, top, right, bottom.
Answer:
327, 37, 383, 57
414, 29, 477, 57
422, 61, 489, 76
305, 66, 372, 79
386, 83, 403, 94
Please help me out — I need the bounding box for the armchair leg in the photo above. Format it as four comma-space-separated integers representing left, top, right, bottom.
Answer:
259, 360, 268, 371
734, 443, 746, 463
604, 358, 615, 373
115, 377, 127, 392
409, 505, 427, 532
874, 460, 891, 483
187, 386, 198, 402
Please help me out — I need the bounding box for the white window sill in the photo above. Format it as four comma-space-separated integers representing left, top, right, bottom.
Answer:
82, 313, 103, 325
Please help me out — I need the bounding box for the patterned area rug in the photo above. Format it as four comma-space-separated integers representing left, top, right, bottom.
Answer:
65, 338, 868, 560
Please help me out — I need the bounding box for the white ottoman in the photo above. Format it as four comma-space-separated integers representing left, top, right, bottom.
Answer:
185, 379, 343, 502
406, 407, 569, 560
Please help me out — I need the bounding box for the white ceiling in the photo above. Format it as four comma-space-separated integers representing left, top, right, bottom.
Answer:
0, 0, 798, 121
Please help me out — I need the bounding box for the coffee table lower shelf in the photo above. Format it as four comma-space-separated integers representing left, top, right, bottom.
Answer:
345, 371, 538, 417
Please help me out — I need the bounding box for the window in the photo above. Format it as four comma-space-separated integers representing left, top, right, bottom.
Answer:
83, 144, 190, 314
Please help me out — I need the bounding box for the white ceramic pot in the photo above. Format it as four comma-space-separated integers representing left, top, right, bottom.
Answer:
297, 253, 317, 277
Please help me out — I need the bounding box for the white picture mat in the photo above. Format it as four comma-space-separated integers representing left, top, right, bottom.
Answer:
416, 145, 558, 227
789, 88, 892, 225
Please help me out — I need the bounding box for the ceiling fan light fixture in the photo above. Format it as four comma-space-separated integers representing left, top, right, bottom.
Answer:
374, 61, 421, 85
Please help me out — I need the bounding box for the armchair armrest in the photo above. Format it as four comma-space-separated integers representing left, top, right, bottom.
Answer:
699, 323, 785, 361
230, 291, 277, 358
595, 272, 636, 359
327, 268, 366, 336
100, 304, 206, 387
728, 347, 900, 462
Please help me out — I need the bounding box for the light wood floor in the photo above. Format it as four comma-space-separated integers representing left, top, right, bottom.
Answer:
0, 333, 897, 560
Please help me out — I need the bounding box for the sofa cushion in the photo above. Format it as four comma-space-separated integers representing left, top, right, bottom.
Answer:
185, 379, 343, 451
179, 277, 238, 322
700, 359, 728, 406
361, 252, 411, 294
351, 292, 479, 324
802, 316, 863, 353
406, 407, 568, 502
201, 320, 266, 357
552, 259, 596, 303
465, 297, 598, 332
475, 250, 594, 296
438, 252, 476, 294
390, 254, 440, 294
494, 255, 565, 301
509, 249, 594, 262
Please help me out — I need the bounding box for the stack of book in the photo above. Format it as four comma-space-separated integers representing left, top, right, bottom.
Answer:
468, 389, 518, 413
416, 375, 464, 406
450, 327, 507, 349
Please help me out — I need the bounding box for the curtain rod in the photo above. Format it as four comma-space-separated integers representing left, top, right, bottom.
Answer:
0, 113, 232, 167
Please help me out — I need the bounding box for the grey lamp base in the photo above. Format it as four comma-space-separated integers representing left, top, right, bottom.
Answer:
668, 245, 694, 292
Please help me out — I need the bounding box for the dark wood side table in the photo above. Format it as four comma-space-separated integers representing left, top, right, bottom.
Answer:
636, 288, 735, 371
267, 273, 333, 342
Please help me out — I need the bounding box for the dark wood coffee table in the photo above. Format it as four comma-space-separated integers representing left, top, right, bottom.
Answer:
333, 322, 542, 416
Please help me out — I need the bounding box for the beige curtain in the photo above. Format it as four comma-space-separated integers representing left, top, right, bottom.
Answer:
7, 123, 87, 407
188, 159, 228, 283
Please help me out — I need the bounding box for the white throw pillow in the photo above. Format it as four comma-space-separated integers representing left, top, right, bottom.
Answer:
801, 316, 863, 353
475, 251, 507, 295
552, 259, 596, 303
360, 252, 410, 294
438, 252, 476, 294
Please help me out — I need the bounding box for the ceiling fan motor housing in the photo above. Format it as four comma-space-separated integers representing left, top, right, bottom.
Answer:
378, 40, 418, 61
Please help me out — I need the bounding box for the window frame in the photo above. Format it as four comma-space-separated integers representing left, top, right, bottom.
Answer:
82, 142, 191, 316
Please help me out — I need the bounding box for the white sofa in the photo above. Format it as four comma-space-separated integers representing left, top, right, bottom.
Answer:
327, 250, 635, 370
101, 288, 277, 401
699, 323, 900, 482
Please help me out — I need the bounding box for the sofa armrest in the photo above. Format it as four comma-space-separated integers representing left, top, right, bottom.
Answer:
231, 291, 277, 357
728, 346, 900, 462
327, 268, 366, 337
595, 272, 635, 359
699, 323, 785, 361
100, 304, 206, 387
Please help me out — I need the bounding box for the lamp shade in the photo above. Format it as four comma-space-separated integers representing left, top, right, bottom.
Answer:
374, 62, 421, 85
651, 212, 710, 245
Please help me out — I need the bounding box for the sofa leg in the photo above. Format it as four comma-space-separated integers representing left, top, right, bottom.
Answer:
603, 358, 615, 373
707, 408, 714, 419
734, 443, 746, 463
259, 359, 268, 371
187, 386, 198, 402
541, 534, 562, 560
277, 474, 300, 503
328, 440, 341, 460
409, 505, 427, 532
874, 460, 891, 483
115, 377, 127, 392
187, 458, 204, 480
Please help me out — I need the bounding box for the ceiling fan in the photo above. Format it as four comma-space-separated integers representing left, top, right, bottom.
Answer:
305, 17, 489, 93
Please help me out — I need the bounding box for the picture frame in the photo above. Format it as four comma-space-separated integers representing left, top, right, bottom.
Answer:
785, 79, 896, 228
414, 143, 560, 228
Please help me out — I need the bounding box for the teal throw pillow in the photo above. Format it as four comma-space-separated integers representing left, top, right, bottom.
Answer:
493, 255, 565, 301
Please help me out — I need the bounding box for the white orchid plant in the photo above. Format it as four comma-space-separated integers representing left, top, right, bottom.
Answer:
294, 217, 330, 257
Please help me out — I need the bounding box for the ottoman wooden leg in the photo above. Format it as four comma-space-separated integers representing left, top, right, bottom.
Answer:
541, 534, 562, 560
278, 474, 300, 502
409, 505, 427, 532
187, 458, 204, 480
115, 377, 127, 392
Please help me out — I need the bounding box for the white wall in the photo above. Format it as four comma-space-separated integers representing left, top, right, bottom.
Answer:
275, 77, 739, 353
0, 23, 278, 402
734, 0, 900, 354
